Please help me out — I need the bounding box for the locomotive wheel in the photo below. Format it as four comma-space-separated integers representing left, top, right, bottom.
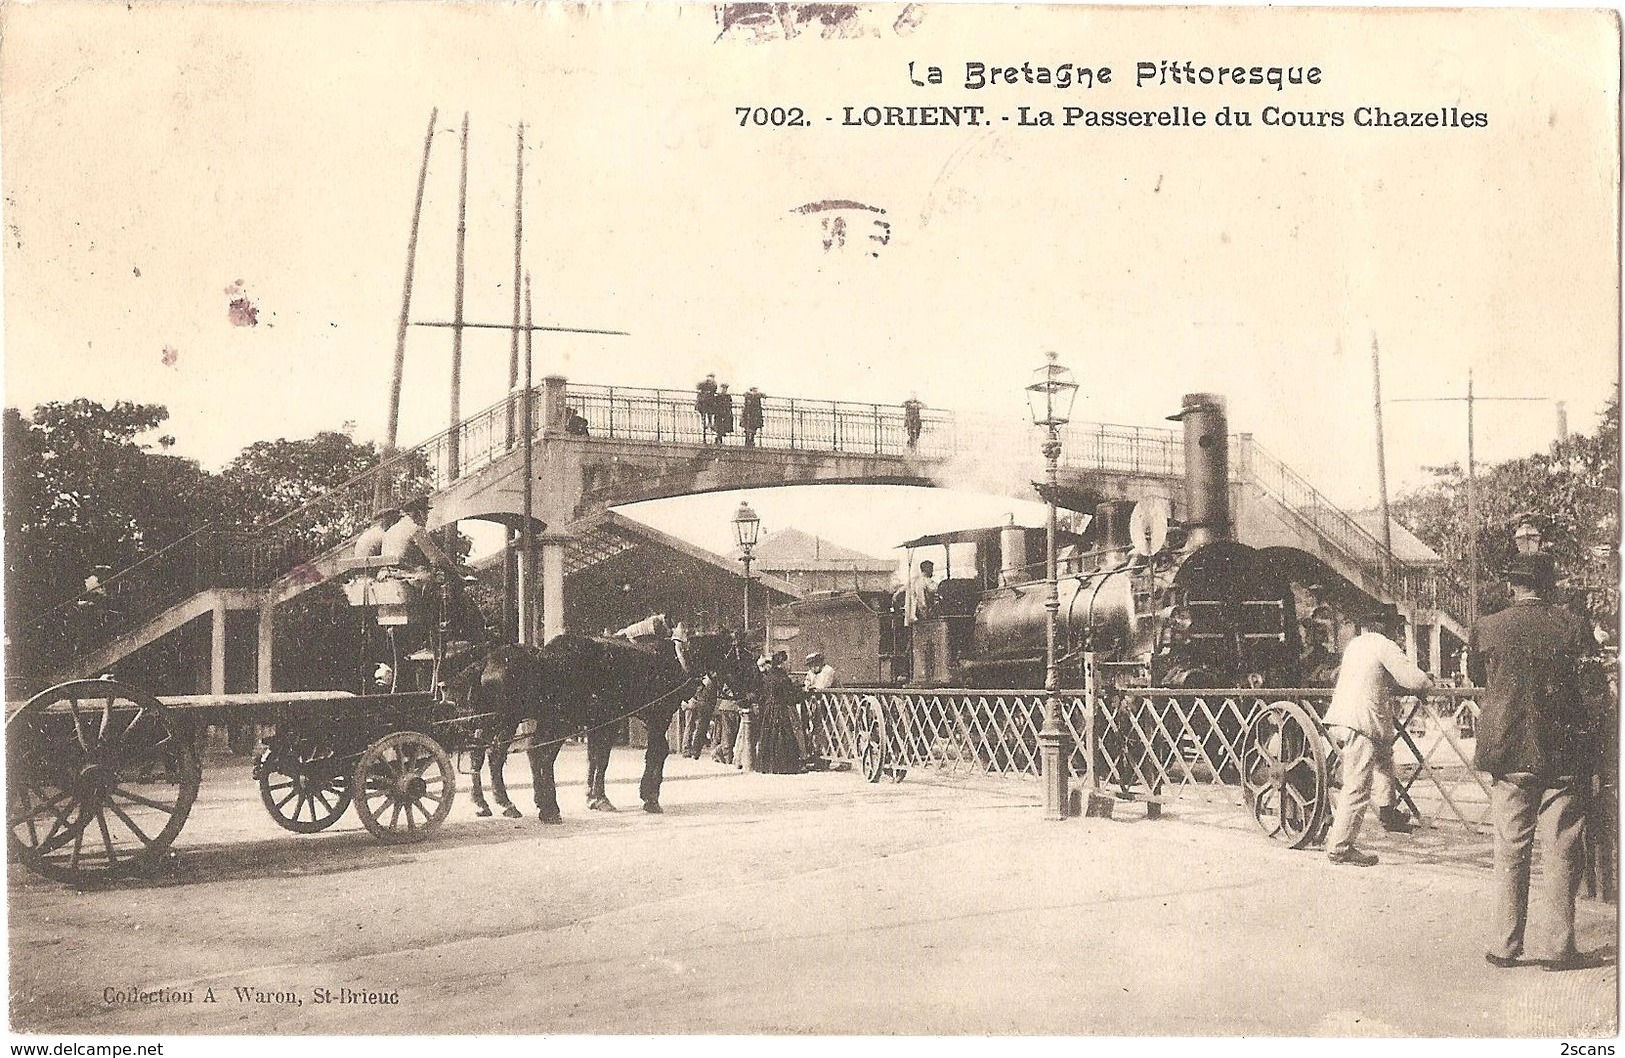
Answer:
1241, 700, 1331, 849
352, 731, 455, 844
7, 680, 200, 884
257, 731, 352, 834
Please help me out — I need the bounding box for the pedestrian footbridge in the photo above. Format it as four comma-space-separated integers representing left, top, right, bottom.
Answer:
22, 377, 1467, 691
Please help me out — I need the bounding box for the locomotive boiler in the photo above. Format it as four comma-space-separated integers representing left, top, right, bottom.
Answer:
771, 392, 1387, 691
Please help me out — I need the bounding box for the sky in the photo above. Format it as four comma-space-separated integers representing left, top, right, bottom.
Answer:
2, 3, 1618, 562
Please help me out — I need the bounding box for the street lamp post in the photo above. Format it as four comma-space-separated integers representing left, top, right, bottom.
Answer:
733, 501, 762, 633
1027, 351, 1079, 821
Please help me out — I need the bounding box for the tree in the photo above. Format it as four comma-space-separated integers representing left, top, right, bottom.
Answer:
3, 400, 217, 684
1393, 388, 1620, 629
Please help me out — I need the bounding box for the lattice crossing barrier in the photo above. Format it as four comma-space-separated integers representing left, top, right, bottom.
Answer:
806, 686, 1506, 835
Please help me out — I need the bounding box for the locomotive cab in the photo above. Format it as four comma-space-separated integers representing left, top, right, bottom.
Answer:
899, 527, 1015, 685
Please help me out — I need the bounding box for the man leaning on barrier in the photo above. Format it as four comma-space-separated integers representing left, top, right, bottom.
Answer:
1321, 611, 1435, 866
1471, 552, 1606, 972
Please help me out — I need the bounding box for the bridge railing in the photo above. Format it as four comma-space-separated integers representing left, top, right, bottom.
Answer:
25, 375, 1467, 677
1057, 421, 1186, 477
563, 383, 958, 459
1244, 440, 1400, 591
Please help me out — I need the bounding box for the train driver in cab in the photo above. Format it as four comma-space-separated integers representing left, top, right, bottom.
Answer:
906, 559, 939, 625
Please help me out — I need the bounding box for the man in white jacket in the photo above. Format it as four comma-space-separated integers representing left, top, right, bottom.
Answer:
1322, 613, 1435, 865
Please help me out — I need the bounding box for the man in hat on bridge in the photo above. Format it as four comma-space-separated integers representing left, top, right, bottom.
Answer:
1471, 552, 1604, 972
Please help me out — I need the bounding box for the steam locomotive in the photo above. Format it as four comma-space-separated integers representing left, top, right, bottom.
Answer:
770, 393, 1390, 691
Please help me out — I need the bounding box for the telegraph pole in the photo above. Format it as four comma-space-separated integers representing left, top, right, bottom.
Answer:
1390, 371, 1548, 635
1371, 336, 1393, 561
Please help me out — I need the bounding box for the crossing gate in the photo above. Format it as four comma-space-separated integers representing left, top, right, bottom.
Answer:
806, 687, 1499, 844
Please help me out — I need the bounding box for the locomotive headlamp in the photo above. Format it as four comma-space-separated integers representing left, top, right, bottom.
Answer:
1026, 350, 1079, 428
732, 501, 762, 549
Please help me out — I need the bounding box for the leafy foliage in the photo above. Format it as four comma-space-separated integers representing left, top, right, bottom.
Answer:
4, 401, 217, 683
1392, 388, 1619, 629
5, 396, 482, 692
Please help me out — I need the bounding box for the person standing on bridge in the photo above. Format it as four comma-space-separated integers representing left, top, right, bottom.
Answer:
713, 384, 736, 445
1471, 553, 1603, 971
903, 394, 924, 449
741, 387, 764, 447
1321, 613, 1434, 866
695, 374, 717, 437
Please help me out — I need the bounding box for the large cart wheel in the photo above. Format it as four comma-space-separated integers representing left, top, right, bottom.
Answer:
1241, 700, 1331, 849
257, 730, 352, 833
352, 730, 455, 844
7, 680, 200, 883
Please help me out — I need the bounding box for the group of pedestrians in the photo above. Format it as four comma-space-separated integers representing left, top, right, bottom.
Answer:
679, 650, 836, 774
1320, 516, 1608, 973
694, 375, 765, 446
695, 374, 927, 450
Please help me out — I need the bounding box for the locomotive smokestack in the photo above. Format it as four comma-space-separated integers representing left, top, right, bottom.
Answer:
1170, 392, 1230, 548
1093, 500, 1137, 567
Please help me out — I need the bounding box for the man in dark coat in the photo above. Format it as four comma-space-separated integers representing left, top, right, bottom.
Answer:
695, 374, 717, 436
741, 387, 764, 447
1469, 553, 1603, 971
713, 384, 735, 444
902, 394, 924, 449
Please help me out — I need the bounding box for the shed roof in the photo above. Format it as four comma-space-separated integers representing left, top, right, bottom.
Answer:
738, 527, 894, 573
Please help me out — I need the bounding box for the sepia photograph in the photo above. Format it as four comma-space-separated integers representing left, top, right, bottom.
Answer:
1, 2, 1619, 1050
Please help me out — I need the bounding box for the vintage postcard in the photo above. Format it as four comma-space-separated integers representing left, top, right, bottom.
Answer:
2, 2, 1619, 1053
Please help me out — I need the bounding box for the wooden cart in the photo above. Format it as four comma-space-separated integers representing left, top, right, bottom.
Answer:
8, 557, 477, 885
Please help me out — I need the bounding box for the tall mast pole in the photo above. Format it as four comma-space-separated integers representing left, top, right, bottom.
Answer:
521, 273, 537, 646
447, 112, 470, 482
378, 106, 437, 508
1371, 335, 1393, 563
503, 123, 525, 640
507, 123, 525, 449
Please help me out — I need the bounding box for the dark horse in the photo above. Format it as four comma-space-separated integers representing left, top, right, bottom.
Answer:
440, 643, 538, 818
441, 629, 745, 821
522, 629, 743, 819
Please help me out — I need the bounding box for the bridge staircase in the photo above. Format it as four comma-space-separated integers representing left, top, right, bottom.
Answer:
20, 381, 1467, 691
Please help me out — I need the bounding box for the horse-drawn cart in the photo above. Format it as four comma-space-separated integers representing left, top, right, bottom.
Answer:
7, 681, 467, 884
7, 556, 477, 885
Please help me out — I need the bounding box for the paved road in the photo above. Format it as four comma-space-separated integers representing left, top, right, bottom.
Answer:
7, 744, 1617, 1039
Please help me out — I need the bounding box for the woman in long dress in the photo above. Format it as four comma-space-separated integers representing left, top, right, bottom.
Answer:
753, 659, 805, 774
